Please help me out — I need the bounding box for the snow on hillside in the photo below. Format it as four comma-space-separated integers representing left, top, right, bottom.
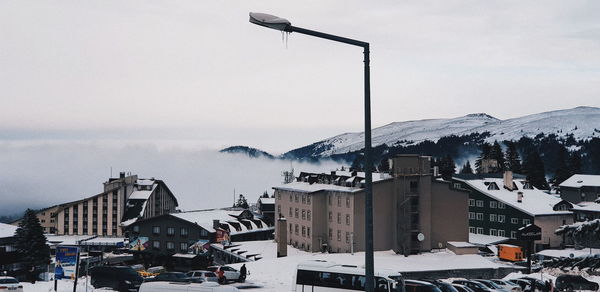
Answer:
293, 107, 600, 157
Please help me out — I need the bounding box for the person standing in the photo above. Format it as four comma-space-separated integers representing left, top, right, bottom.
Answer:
239, 264, 247, 282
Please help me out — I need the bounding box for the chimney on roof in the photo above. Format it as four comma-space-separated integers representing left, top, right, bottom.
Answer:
517, 191, 523, 203
213, 219, 220, 230
503, 171, 514, 191
433, 166, 440, 177
119, 172, 125, 179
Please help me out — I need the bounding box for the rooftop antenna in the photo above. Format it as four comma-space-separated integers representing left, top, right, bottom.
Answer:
110, 167, 113, 178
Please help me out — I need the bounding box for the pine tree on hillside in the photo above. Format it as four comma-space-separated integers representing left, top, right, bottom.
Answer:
552, 146, 571, 187
490, 141, 506, 172
377, 157, 390, 173
475, 143, 492, 174
14, 209, 50, 283
460, 161, 474, 174
523, 150, 549, 190
568, 152, 582, 176
262, 191, 269, 198
439, 155, 456, 181
505, 141, 522, 173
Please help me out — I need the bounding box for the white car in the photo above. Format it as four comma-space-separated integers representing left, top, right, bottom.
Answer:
206, 266, 242, 283
139, 281, 239, 292
186, 270, 219, 283
0, 276, 23, 292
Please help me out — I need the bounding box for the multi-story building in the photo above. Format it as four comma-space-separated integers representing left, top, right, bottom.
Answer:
453, 171, 573, 249
0, 223, 19, 274
273, 155, 470, 255
559, 174, 600, 203
54, 173, 178, 236
125, 208, 273, 255
11, 205, 61, 234
256, 196, 275, 225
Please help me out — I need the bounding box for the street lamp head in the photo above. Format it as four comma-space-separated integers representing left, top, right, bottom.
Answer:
249, 12, 291, 32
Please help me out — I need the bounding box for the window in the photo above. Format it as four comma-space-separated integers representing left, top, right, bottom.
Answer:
329, 228, 332, 240
490, 229, 498, 236
346, 214, 350, 225
295, 208, 299, 218
153, 226, 160, 235
511, 231, 517, 239
498, 202, 505, 209
476, 213, 483, 220
277, 205, 281, 215
410, 181, 419, 192
469, 227, 476, 233
468, 212, 475, 220
498, 230, 505, 237
133, 225, 140, 233
307, 211, 311, 221
289, 194, 292, 202
490, 201, 498, 208
328, 211, 332, 222
277, 193, 281, 200
476, 227, 484, 234
302, 210, 306, 220
307, 195, 311, 204
346, 197, 351, 208
337, 196, 341, 207
307, 227, 311, 238
337, 213, 341, 224
295, 194, 299, 202
295, 224, 299, 235
337, 230, 341, 241
454, 183, 462, 189
302, 195, 306, 204
180, 242, 188, 251
476, 200, 484, 207
511, 218, 518, 224
523, 219, 531, 225
487, 182, 499, 190
346, 232, 350, 243
167, 227, 175, 236
490, 214, 497, 222
166, 242, 175, 250
498, 215, 505, 223
302, 226, 306, 237
153, 241, 160, 249
468, 199, 475, 207
328, 195, 332, 205
289, 223, 292, 233
200, 229, 208, 237
180, 228, 188, 236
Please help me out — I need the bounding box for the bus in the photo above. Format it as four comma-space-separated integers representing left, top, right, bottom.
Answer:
293, 260, 405, 292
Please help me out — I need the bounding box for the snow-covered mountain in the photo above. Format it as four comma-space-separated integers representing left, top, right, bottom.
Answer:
284, 106, 600, 158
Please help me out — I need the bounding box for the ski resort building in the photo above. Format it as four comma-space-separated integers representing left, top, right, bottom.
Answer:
53, 173, 178, 236
273, 155, 470, 255
452, 172, 573, 249
10, 205, 62, 234
559, 174, 600, 203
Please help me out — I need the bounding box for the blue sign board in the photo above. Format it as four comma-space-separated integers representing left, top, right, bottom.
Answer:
55, 246, 79, 280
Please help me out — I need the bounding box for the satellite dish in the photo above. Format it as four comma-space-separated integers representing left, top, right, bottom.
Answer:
417, 233, 425, 242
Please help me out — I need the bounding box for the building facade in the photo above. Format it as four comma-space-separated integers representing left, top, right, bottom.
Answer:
54, 173, 178, 236
453, 171, 573, 249
559, 174, 600, 203
11, 205, 61, 234
273, 155, 470, 254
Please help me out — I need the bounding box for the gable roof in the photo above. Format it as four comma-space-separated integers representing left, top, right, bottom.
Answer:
560, 174, 600, 189
171, 208, 271, 235
454, 177, 571, 216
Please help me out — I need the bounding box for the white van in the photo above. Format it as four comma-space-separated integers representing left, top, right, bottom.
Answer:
139, 281, 240, 292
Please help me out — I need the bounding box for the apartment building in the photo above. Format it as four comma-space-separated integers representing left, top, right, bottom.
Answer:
11, 205, 61, 234
559, 174, 600, 203
273, 155, 470, 255
54, 173, 178, 236
453, 171, 573, 249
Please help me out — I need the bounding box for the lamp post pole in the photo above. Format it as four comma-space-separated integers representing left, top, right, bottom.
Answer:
249, 12, 374, 292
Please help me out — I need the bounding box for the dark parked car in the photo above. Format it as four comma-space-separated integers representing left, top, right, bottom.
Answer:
89, 266, 144, 292
452, 280, 494, 292
453, 284, 477, 292
144, 272, 191, 283
555, 274, 599, 292
405, 280, 444, 292
421, 279, 460, 292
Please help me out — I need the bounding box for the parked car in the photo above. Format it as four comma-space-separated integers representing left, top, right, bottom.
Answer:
405, 280, 444, 292
139, 281, 240, 292
473, 279, 511, 292
555, 274, 599, 292
186, 270, 219, 283
206, 266, 242, 283
453, 284, 477, 292
452, 280, 494, 292
144, 272, 190, 283
89, 266, 144, 292
490, 279, 522, 292
421, 279, 460, 292
519, 277, 547, 291
0, 276, 23, 292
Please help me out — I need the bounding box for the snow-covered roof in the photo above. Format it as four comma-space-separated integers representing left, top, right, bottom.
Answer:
455, 177, 571, 216
258, 197, 275, 204
80, 237, 126, 246
137, 179, 155, 186
129, 190, 153, 200
274, 181, 364, 193
560, 174, 600, 188
447, 241, 477, 248
572, 201, 600, 212
0, 223, 17, 239
45, 235, 95, 246
171, 209, 272, 235
536, 248, 600, 258
468, 233, 509, 246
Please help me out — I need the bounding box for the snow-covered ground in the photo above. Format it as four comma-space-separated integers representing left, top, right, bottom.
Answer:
21, 278, 112, 292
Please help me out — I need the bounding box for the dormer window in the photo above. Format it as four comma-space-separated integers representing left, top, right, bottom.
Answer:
523, 182, 533, 189
487, 182, 499, 190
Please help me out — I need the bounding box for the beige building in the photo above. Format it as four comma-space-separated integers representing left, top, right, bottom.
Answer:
11, 205, 62, 234
54, 173, 178, 236
273, 155, 469, 254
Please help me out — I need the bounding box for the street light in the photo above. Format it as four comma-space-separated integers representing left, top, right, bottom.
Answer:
249, 12, 375, 292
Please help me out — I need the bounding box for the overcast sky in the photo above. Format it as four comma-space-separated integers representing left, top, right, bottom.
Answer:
1, 1, 600, 153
